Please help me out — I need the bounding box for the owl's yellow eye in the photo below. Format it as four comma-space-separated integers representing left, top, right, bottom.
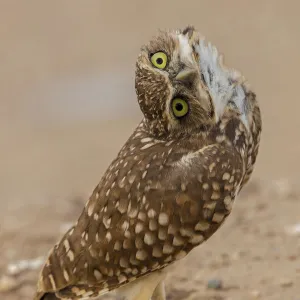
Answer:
172, 98, 189, 118
151, 52, 168, 69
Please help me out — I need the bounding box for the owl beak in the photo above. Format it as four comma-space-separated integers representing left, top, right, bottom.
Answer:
175, 68, 198, 82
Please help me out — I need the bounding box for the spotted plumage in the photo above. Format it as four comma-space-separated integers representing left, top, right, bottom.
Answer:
34, 26, 262, 300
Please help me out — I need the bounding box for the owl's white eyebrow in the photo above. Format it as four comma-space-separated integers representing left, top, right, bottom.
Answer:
178, 34, 193, 64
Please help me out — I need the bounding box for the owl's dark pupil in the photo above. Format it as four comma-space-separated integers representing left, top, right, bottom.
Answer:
175, 103, 183, 111
156, 58, 163, 65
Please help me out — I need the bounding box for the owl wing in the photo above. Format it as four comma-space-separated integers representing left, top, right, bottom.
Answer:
35, 142, 244, 299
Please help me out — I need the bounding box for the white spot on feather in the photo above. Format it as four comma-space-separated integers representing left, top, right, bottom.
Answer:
141, 137, 152, 143
63, 239, 70, 252
49, 274, 57, 289
141, 143, 155, 150
63, 269, 70, 282
106, 232, 112, 242
67, 250, 74, 262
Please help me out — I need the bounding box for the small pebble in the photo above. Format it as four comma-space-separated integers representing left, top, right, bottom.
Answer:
252, 255, 262, 261
288, 255, 297, 261
232, 250, 247, 261
280, 278, 293, 288
285, 223, 300, 236
270, 178, 298, 200
250, 289, 261, 298
0, 275, 18, 292
207, 278, 223, 290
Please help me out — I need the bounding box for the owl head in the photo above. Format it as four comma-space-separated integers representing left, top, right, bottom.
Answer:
135, 26, 254, 138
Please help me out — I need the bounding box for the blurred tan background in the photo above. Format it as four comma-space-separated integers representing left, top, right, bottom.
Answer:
0, 1, 299, 299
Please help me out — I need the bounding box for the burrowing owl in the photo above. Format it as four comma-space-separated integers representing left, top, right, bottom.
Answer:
34, 26, 262, 300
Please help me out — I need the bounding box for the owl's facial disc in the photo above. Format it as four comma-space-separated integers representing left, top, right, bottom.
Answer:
135, 28, 216, 136
135, 27, 251, 137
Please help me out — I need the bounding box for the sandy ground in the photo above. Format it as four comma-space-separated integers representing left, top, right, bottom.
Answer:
0, 1, 300, 299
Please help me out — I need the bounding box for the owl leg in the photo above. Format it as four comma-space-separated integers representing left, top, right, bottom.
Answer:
151, 281, 166, 300
116, 271, 166, 300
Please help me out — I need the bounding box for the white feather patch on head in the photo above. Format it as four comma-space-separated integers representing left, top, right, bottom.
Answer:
178, 34, 193, 64
194, 39, 249, 129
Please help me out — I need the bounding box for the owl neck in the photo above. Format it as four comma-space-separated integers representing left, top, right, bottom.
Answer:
141, 118, 211, 142
195, 39, 249, 130
142, 118, 169, 138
